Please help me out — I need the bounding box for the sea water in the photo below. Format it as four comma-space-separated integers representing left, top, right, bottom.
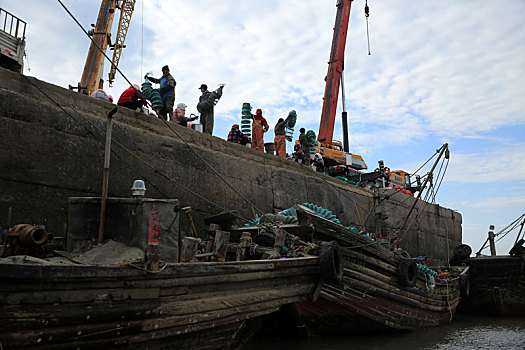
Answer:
244, 315, 525, 350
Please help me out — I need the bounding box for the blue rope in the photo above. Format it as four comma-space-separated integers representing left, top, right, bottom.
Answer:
416, 263, 439, 279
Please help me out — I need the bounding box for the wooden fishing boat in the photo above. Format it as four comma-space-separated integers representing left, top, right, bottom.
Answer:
458, 254, 525, 316
457, 218, 525, 316
290, 204, 466, 333
0, 255, 322, 349
0, 197, 331, 349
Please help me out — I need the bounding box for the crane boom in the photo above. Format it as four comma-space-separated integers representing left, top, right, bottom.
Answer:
318, 0, 352, 144
80, 0, 117, 95
108, 0, 136, 86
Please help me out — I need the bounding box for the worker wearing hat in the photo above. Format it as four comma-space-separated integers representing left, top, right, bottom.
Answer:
198, 84, 214, 135
251, 108, 268, 152
145, 65, 176, 120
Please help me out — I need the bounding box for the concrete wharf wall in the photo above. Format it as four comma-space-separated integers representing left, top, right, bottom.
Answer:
0, 67, 462, 265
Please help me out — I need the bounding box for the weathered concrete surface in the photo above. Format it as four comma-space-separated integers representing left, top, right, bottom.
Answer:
0, 67, 462, 265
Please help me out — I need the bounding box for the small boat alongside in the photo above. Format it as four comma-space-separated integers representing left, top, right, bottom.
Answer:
458, 215, 525, 316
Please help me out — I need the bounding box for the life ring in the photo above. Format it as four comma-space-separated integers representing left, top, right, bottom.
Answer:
460, 273, 470, 298
397, 259, 417, 287
319, 241, 344, 286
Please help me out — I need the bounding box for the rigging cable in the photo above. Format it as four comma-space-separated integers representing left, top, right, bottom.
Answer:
495, 213, 525, 244
411, 150, 438, 177
516, 217, 525, 244
57, 0, 139, 96
432, 158, 449, 203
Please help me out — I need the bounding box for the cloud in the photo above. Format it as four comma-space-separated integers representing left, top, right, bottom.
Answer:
446, 144, 525, 183
470, 194, 525, 211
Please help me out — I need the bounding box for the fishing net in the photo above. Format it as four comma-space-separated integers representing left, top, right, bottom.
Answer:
141, 79, 163, 112
197, 85, 225, 113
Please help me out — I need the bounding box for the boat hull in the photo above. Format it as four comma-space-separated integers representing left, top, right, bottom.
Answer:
0, 257, 320, 349
458, 255, 525, 316
293, 205, 461, 333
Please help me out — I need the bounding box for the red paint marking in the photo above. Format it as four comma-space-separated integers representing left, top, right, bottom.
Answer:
148, 208, 160, 245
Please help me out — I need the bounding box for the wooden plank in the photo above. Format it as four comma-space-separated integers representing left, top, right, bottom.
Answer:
341, 247, 398, 274
0, 256, 320, 281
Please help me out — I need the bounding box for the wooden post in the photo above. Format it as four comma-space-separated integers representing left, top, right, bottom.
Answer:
488, 225, 496, 256
182, 207, 198, 238
212, 230, 230, 262
98, 107, 118, 244
206, 224, 220, 254
273, 226, 285, 256
236, 232, 251, 261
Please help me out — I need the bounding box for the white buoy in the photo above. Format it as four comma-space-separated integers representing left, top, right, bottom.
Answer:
131, 180, 146, 197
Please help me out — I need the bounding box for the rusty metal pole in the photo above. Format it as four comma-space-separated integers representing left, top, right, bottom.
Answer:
98, 107, 118, 243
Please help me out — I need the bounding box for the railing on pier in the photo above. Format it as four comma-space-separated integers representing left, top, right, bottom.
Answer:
0, 8, 26, 39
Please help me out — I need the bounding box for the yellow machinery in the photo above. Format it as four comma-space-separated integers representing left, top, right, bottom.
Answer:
75, 0, 136, 95
316, 141, 367, 170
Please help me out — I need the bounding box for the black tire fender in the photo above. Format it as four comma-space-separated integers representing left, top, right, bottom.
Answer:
460, 273, 470, 298
252, 232, 276, 247
509, 239, 524, 257
319, 241, 344, 286
398, 259, 417, 287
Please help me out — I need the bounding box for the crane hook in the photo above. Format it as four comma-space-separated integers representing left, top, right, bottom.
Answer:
365, 0, 371, 55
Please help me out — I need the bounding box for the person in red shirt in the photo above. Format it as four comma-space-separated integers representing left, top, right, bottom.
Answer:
117, 84, 146, 111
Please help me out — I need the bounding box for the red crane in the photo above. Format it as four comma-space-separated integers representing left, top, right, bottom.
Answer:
316, 0, 367, 171
318, 0, 352, 145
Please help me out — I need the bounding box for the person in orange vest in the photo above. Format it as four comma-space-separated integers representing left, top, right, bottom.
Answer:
251, 108, 268, 152
274, 118, 287, 158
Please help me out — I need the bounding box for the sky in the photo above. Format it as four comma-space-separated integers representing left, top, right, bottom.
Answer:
3, 0, 524, 255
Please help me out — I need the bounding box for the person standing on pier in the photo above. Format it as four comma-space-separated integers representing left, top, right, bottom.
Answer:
274, 118, 287, 158
298, 128, 312, 165
251, 108, 268, 152
198, 84, 214, 135
146, 65, 176, 121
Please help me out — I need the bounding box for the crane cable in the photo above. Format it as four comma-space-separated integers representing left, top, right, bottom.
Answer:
365, 0, 371, 55
57, 0, 144, 101
140, 0, 144, 79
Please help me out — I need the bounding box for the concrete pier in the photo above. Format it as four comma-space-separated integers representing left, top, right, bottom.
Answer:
0, 67, 462, 265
